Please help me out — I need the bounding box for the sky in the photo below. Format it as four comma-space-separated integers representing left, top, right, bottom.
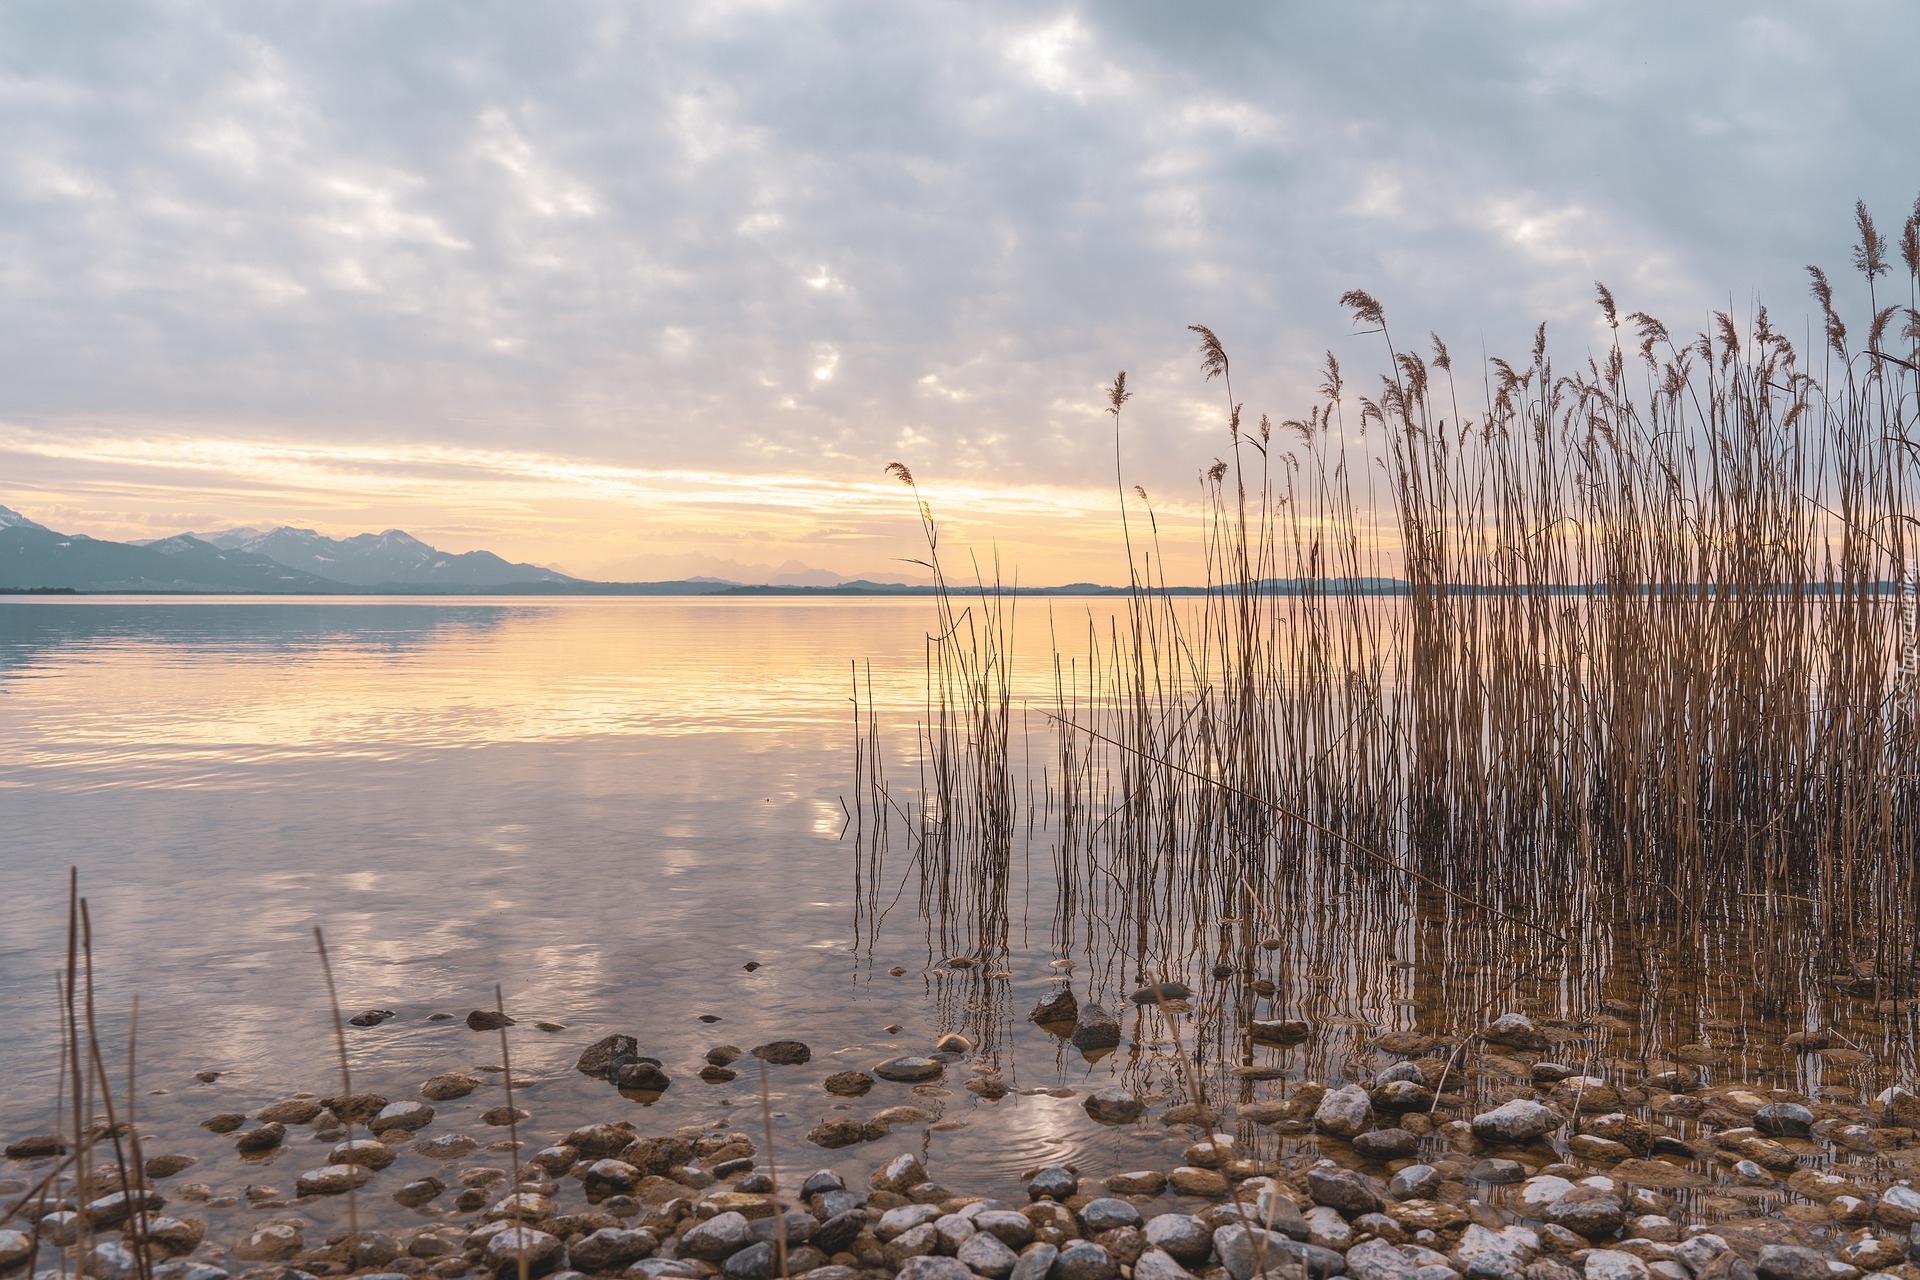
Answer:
1, 1, 1916, 584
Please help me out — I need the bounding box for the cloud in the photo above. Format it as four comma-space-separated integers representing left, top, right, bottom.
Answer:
0, 1, 1915, 578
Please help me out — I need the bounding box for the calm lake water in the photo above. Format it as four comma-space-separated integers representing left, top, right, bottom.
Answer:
1, 595, 1910, 1226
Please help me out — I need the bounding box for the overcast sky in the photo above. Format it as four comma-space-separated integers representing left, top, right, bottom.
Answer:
2, 1, 1916, 581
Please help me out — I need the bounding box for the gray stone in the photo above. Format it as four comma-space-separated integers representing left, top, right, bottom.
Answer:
625, 1263, 702, 1280
1133, 1250, 1196, 1280
1471, 1161, 1526, 1185
1346, 1240, 1419, 1280
1053, 1242, 1117, 1280
1693, 1256, 1756, 1280
1455, 1226, 1537, 1268
3, 1226, 38, 1270
1029, 1167, 1079, 1201
1471, 1101, 1561, 1144
681, 1212, 755, 1261
1084, 1090, 1144, 1124
895, 1259, 971, 1280
1483, 1013, 1547, 1050
371, 1101, 435, 1133
1253, 1187, 1311, 1239
295, 1164, 374, 1197
815, 1210, 866, 1254
1389, 1166, 1442, 1201
1144, 1216, 1212, 1265
151, 1265, 229, 1280
1673, 1236, 1729, 1275
571, 1229, 655, 1273
874, 1057, 944, 1083
1080, 1199, 1144, 1233
975, 1210, 1036, 1249
1354, 1129, 1420, 1160
1544, 1193, 1625, 1241
873, 1153, 929, 1193
1013, 1243, 1059, 1280
1304, 1206, 1351, 1252
577, 1035, 639, 1076
1752, 1248, 1827, 1280
86, 1190, 164, 1227
1516, 1177, 1574, 1214
1071, 1005, 1122, 1054
1752, 1104, 1813, 1138
1584, 1253, 1648, 1280
721, 1242, 773, 1280
394, 1177, 445, 1208
1315, 1085, 1375, 1139
878, 1204, 943, 1240
1308, 1167, 1385, 1217
958, 1231, 1021, 1279
421, 1072, 480, 1100
331, 1138, 397, 1169
483, 1228, 564, 1279
83, 1242, 137, 1280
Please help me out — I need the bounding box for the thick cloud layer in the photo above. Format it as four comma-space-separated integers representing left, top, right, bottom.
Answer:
1, 1, 1915, 575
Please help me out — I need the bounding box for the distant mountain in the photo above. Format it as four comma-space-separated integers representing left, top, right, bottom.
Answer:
0, 507, 345, 592
192, 525, 577, 588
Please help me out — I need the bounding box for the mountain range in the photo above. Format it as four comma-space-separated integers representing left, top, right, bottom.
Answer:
180, 525, 576, 588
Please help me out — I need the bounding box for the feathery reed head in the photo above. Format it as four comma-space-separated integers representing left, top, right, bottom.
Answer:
1429, 333, 1451, 371
884, 461, 915, 486
1854, 199, 1889, 281
1188, 325, 1229, 382
1133, 484, 1148, 502
1594, 282, 1619, 329
1340, 289, 1386, 329
1107, 371, 1131, 416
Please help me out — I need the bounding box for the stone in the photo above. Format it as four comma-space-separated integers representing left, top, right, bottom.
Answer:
1472, 1101, 1562, 1144
321, 1091, 389, 1122
1254, 1188, 1311, 1239
416, 1134, 479, 1160
1388, 1201, 1468, 1232
615, 1062, 671, 1092
1084, 1090, 1144, 1124
1309, 1166, 1385, 1217
1694, 1255, 1757, 1280
487, 1192, 557, 1222
751, 1041, 811, 1066
232, 1224, 304, 1262
1144, 1215, 1212, 1265
576, 1036, 640, 1077
957, 1231, 1021, 1279
87, 1189, 164, 1226
151, 1265, 229, 1280
1390, 1166, 1442, 1201
896, 1259, 971, 1280
295, 1164, 374, 1196
1346, 1240, 1420, 1280
468, 1010, 514, 1031
816, 1209, 867, 1253
884, 1223, 937, 1266
395, 1177, 445, 1208
823, 1071, 873, 1096
235, 1124, 286, 1153
372, 1101, 435, 1133
572, 1228, 656, 1272
422, 1073, 481, 1101
1355, 1129, 1420, 1160
145, 1153, 197, 1179
1544, 1192, 1626, 1241
681, 1212, 755, 1261
1133, 1249, 1196, 1280
1168, 1167, 1230, 1198
1251, 1020, 1313, 1045
1874, 1183, 1920, 1226
1130, 982, 1194, 1005
875, 1057, 944, 1083
1305, 1206, 1352, 1251
1483, 1014, 1548, 1050
1752, 1249, 1828, 1280
331, 1138, 397, 1169
144, 1216, 206, 1256
0, 1230, 32, 1273
1752, 1104, 1813, 1138
1583, 1254, 1647, 1280
1030, 989, 1079, 1025
1457, 1225, 1537, 1269
1517, 1177, 1574, 1213
1081, 1199, 1144, 1232
1013, 1244, 1058, 1280
805, 1118, 874, 1149
482, 1228, 563, 1279
873, 1153, 928, 1193
200, 1113, 244, 1134
1672, 1236, 1729, 1275
1108, 1170, 1168, 1196
877, 1205, 943, 1240
1315, 1085, 1375, 1138
1072, 1005, 1122, 1053
257, 1098, 325, 1124
1028, 1166, 1078, 1201
1471, 1161, 1527, 1185
1054, 1241, 1118, 1280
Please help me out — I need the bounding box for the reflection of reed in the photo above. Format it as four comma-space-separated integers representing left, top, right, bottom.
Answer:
858, 205, 1920, 1103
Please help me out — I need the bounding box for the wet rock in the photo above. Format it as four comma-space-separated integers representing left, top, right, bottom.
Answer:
815, 1210, 867, 1254
884, 1223, 938, 1266
1130, 982, 1194, 1005
721, 1240, 775, 1280
1347, 1240, 1420, 1280
967, 1075, 1011, 1100
1389, 1166, 1442, 1201
1028, 1166, 1078, 1201
394, 1177, 445, 1208
1583, 1252, 1647, 1280
1107, 1171, 1168, 1196
896, 1259, 971, 1280
956, 1231, 1020, 1279
348, 1009, 395, 1028
576, 1036, 640, 1077
4, 1135, 64, 1160
1354, 1129, 1420, 1160
235, 1123, 287, 1153
1372, 1082, 1436, 1114
823, 1071, 874, 1097
874, 1056, 943, 1083
1694, 1255, 1756, 1280
1084, 1090, 1144, 1124
331, 1138, 397, 1170
614, 1062, 671, 1093
1168, 1167, 1230, 1198
422, 1073, 481, 1101
0, 1229, 30, 1273
699, 1065, 738, 1084
1875, 1182, 1920, 1225
1471, 1100, 1561, 1144
751, 1041, 811, 1066
232, 1224, 305, 1263
483, 1227, 563, 1279
873, 1153, 928, 1194
1133, 1249, 1195, 1280
372, 1101, 435, 1133
1482, 1013, 1548, 1050
87, 1189, 163, 1227
1470, 1160, 1526, 1185
1030, 990, 1079, 1025
1516, 1176, 1573, 1214
1071, 1005, 1122, 1053
1080, 1199, 1144, 1233
877, 1205, 942, 1240
570, 1228, 655, 1272
467, 1010, 514, 1032
805, 1118, 877, 1149
296, 1164, 374, 1197
1304, 1206, 1351, 1251
1054, 1242, 1117, 1280
1309, 1167, 1385, 1217
1251, 1020, 1312, 1045
1253, 1188, 1311, 1239
680, 1211, 755, 1260
1752, 1248, 1827, 1280
1314, 1085, 1374, 1138
1013, 1243, 1059, 1280
1543, 1190, 1625, 1241
145, 1153, 197, 1179
1753, 1104, 1814, 1139
973, 1210, 1034, 1249
415, 1133, 479, 1160
1144, 1215, 1212, 1265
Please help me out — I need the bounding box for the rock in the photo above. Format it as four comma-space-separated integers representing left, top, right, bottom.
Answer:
1030, 989, 1079, 1025
0, 1230, 32, 1273
699, 1065, 738, 1084
1876, 1182, 1920, 1225
1215, 1224, 1345, 1280
1169, 1167, 1230, 1197
468, 1010, 514, 1031
681, 1212, 755, 1261
874, 1056, 943, 1083
235, 1123, 286, 1153
721, 1241, 775, 1280
1694, 1254, 1757, 1280
296, 1164, 375, 1196
1516, 1177, 1574, 1214
487, 1192, 558, 1222
873, 1153, 928, 1194
1251, 1020, 1313, 1045
145, 1153, 197, 1179
1315, 1085, 1374, 1138
421, 1072, 480, 1101
1054, 1242, 1117, 1280
1347, 1240, 1420, 1280
1387, 1201, 1468, 1232
1013, 1243, 1059, 1280
1130, 982, 1194, 1005
1144, 1215, 1212, 1265
1543, 1191, 1626, 1240
416, 1134, 479, 1159
1752, 1104, 1813, 1138
1085, 1090, 1144, 1124
1753, 1248, 1828, 1280
896, 1259, 971, 1280
751, 1041, 811, 1066
200, 1112, 244, 1134
4, 1134, 66, 1161
150, 1265, 227, 1280
394, 1177, 445, 1208
1081, 1199, 1144, 1233
614, 1061, 671, 1092
1254, 1188, 1311, 1239
823, 1071, 874, 1096
805, 1119, 876, 1148
1673, 1236, 1729, 1275
1372, 1082, 1436, 1113
816, 1209, 867, 1253
1133, 1249, 1196, 1280
232, 1223, 304, 1263
482, 1228, 563, 1279
372, 1101, 435, 1133
1471, 1100, 1561, 1144
87, 1190, 163, 1227
331, 1138, 398, 1169
1583, 1253, 1647, 1280
348, 1008, 395, 1027
577, 1035, 640, 1077
957, 1231, 1021, 1279
1309, 1167, 1385, 1217
1483, 1013, 1548, 1050
1390, 1166, 1442, 1201
257, 1098, 325, 1124
571, 1228, 656, 1272
1471, 1160, 1526, 1185
1107, 1170, 1168, 1196
1071, 1005, 1122, 1053
1028, 1166, 1078, 1201
877, 1205, 943, 1240
1304, 1206, 1351, 1251
1354, 1129, 1420, 1160
885, 1223, 937, 1266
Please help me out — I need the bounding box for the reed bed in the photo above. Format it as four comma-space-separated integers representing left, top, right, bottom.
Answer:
857, 199, 1920, 1072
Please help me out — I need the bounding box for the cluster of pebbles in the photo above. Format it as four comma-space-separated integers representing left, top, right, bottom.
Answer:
7, 1009, 1920, 1280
